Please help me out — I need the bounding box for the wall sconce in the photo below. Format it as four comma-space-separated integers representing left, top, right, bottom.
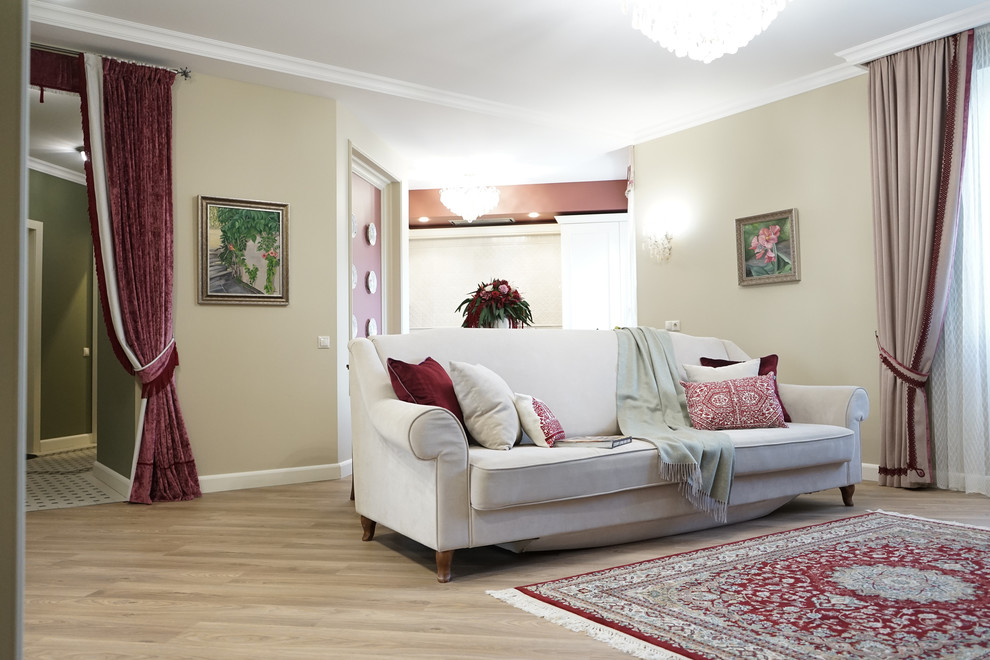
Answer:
646, 231, 674, 263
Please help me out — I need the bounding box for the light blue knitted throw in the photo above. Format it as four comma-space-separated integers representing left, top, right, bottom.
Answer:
615, 327, 734, 522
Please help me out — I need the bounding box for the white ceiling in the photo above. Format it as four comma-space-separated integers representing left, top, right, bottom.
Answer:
28, 0, 990, 189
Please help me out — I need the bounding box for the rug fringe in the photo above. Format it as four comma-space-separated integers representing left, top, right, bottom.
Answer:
868, 509, 990, 531
487, 588, 689, 660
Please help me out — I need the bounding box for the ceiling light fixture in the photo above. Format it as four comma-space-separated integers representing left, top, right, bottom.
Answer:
623, 0, 792, 64
75, 145, 87, 161
439, 184, 500, 223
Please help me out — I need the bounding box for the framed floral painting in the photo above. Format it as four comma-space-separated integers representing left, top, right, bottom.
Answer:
736, 208, 800, 287
198, 196, 289, 305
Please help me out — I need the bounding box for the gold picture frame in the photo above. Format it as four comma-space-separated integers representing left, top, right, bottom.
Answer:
198, 196, 289, 305
736, 208, 800, 287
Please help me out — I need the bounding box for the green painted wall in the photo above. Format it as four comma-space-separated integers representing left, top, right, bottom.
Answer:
95, 315, 137, 478
27, 170, 93, 440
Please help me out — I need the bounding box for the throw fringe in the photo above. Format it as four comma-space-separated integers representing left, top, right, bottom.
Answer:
663, 462, 728, 524
679, 481, 728, 524
487, 588, 689, 660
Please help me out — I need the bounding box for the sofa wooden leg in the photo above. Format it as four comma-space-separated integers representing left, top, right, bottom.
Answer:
436, 550, 454, 583
839, 484, 855, 507
360, 515, 377, 542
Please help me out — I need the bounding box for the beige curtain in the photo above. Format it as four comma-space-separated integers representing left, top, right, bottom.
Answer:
870, 31, 974, 488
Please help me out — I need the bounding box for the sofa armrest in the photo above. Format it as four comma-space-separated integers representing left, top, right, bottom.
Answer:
776, 383, 870, 429
368, 398, 469, 463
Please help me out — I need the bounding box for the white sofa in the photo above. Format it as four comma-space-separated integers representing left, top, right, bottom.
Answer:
348, 328, 869, 582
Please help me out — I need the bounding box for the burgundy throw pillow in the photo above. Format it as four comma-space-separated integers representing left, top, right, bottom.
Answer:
682, 374, 787, 431
386, 357, 465, 425
699, 354, 791, 422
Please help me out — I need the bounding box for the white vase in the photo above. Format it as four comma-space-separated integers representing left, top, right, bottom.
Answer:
494, 317, 510, 329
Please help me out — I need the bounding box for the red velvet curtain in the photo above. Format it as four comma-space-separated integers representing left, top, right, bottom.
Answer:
87, 57, 200, 502
31, 47, 200, 502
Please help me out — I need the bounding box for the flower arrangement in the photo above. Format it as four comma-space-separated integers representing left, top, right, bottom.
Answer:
455, 278, 533, 328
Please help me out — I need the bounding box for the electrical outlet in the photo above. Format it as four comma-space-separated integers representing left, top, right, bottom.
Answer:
665, 320, 681, 332
317, 336, 331, 349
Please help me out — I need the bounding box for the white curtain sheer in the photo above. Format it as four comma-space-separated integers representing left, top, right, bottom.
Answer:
930, 24, 990, 496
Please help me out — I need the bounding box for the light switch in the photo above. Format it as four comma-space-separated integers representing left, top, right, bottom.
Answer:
82, 347, 90, 357
317, 336, 331, 349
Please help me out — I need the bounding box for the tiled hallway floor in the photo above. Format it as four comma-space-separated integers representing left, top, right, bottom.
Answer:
25, 447, 125, 512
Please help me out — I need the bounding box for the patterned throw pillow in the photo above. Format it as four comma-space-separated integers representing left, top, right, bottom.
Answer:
386, 356, 465, 425
681, 374, 787, 431
699, 354, 792, 422
514, 393, 566, 447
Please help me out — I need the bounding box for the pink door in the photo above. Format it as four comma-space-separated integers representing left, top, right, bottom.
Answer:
351, 172, 383, 338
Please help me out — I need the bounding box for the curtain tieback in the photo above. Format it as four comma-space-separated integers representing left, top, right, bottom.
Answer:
876, 333, 928, 389
136, 338, 179, 398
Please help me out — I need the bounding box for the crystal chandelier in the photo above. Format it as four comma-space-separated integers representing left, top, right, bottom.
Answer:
624, 0, 792, 64
439, 184, 500, 222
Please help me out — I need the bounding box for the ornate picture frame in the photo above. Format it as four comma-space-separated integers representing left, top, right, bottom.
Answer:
736, 208, 800, 287
198, 196, 289, 305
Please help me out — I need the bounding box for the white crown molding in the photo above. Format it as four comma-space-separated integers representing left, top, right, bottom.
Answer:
28, 156, 86, 185
837, 1, 990, 65
29, 1, 628, 142
633, 63, 865, 144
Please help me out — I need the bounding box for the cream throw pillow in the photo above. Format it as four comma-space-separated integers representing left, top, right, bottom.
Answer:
683, 357, 760, 382
449, 361, 521, 450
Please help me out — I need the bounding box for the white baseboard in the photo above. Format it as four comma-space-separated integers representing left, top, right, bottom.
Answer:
198, 459, 353, 494
92, 460, 131, 498
38, 433, 94, 454
862, 463, 879, 483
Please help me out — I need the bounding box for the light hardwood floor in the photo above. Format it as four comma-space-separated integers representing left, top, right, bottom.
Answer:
24, 479, 990, 659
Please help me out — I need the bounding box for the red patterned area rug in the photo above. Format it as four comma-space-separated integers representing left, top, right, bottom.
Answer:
488, 512, 990, 659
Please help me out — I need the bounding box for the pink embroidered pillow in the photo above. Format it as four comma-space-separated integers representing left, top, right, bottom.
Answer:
386, 357, 465, 425
699, 354, 791, 422
513, 393, 566, 447
681, 374, 787, 431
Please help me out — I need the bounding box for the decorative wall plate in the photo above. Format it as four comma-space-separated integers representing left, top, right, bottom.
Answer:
366, 318, 378, 336
351, 264, 357, 290
366, 222, 377, 246
351, 213, 358, 239
351, 315, 358, 339
366, 270, 377, 294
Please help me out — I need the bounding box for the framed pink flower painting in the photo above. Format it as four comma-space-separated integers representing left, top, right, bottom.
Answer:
735, 208, 800, 286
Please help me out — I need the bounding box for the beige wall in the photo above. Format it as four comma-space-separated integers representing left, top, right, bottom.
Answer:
172, 74, 343, 477
1, 0, 26, 654
633, 75, 880, 464
169, 74, 406, 482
